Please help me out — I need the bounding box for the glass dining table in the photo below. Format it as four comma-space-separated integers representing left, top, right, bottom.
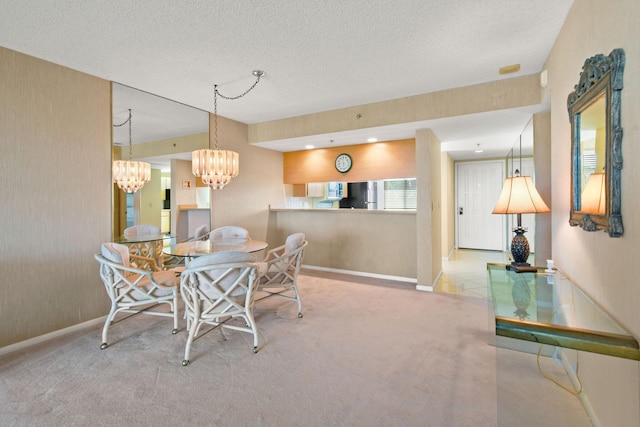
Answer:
163, 237, 268, 259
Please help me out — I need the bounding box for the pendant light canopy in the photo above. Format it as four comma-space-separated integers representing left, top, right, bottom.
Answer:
113, 109, 151, 193
192, 70, 264, 190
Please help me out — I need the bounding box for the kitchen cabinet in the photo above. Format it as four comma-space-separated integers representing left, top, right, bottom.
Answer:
293, 182, 324, 198
161, 210, 171, 234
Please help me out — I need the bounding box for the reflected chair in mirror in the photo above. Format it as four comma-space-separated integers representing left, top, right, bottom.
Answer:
255, 233, 308, 318
191, 224, 210, 241
166, 224, 211, 270
123, 224, 161, 238
94, 242, 180, 350
123, 224, 164, 270
180, 251, 259, 366
209, 225, 250, 242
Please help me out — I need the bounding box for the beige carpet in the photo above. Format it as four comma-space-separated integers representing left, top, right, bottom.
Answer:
0, 269, 591, 426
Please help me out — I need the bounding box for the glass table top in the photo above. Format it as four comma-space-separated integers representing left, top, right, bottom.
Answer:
162, 238, 268, 257
114, 234, 172, 244
487, 263, 639, 360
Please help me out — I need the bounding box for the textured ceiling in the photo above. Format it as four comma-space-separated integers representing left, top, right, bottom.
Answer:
0, 0, 574, 161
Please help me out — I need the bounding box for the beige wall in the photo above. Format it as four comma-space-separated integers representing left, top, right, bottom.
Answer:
441, 152, 456, 259
547, 0, 640, 425
0, 46, 112, 347
533, 112, 552, 264
139, 168, 162, 229
249, 75, 541, 143
270, 210, 416, 278
209, 115, 285, 244
132, 132, 208, 159
416, 129, 442, 287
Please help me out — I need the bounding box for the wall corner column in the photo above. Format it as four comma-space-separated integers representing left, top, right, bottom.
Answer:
533, 112, 552, 263
416, 129, 442, 290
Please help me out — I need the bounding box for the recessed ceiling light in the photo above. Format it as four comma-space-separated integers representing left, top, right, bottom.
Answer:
305, 145, 314, 149
367, 137, 378, 143
499, 64, 521, 75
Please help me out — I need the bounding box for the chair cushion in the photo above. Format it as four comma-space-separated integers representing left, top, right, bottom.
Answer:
285, 233, 305, 252
101, 242, 131, 267
130, 270, 178, 298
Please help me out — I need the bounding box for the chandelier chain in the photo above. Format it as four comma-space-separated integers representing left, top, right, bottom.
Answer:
212, 72, 263, 150
215, 73, 263, 101
113, 109, 133, 159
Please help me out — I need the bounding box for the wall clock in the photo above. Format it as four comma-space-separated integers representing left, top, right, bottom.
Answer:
335, 153, 353, 173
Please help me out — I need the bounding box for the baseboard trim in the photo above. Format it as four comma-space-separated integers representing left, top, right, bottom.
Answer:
417, 269, 443, 293
0, 316, 106, 357
302, 265, 417, 284
442, 247, 455, 262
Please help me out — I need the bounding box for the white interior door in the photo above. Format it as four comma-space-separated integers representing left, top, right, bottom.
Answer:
456, 160, 504, 250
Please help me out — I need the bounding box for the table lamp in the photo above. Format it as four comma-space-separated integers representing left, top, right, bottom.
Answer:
492, 170, 550, 267
580, 172, 606, 215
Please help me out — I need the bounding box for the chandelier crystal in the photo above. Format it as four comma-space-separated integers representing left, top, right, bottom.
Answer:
192, 148, 239, 190
113, 109, 151, 193
192, 70, 264, 190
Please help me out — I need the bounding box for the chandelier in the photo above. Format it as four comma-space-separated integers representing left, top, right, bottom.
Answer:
112, 109, 151, 193
192, 70, 265, 189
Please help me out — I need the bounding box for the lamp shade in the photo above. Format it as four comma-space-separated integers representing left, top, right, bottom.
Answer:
492, 175, 550, 214
581, 173, 606, 214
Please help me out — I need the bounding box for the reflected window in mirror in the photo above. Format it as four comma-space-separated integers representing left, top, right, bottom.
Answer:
567, 48, 625, 237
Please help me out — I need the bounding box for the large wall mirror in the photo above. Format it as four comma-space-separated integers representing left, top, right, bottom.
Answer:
567, 48, 625, 237
112, 83, 209, 238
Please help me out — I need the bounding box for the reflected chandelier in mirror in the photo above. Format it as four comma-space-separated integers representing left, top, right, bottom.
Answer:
567, 48, 625, 237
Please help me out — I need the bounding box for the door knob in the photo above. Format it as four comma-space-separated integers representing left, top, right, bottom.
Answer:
459, 207, 464, 215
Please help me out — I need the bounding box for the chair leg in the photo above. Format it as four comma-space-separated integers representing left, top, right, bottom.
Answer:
100, 305, 117, 349
293, 284, 303, 318
244, 310, 259, 353
182, 317, 199, 366
171, 293, 179, 334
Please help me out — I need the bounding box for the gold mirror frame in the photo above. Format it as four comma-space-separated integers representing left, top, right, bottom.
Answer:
567, 48, 625, 237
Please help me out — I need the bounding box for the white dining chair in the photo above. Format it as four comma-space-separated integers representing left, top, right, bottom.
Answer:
209, 226, 250, 242
255, 233, 308, 318
192, 224, 210, 241
179, 251, 259, 366
95, 242, 180, 350
123, 224, 161, 238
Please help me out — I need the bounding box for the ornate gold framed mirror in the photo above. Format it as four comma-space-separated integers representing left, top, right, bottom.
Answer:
567, 48, 625, 237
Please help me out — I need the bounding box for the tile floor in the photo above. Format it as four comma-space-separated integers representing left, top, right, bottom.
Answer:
434, 249, 526, 299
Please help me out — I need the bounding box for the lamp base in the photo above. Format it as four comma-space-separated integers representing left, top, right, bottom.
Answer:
510, 228, 530, 266
506, 264, 538, 273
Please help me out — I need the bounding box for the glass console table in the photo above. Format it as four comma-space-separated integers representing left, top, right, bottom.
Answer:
487, 263, 640, 360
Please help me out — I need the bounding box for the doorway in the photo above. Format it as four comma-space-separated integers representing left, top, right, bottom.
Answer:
455, 160, 504, 251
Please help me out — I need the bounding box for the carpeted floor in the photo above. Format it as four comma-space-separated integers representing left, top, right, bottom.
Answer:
0, 270, 591, 426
